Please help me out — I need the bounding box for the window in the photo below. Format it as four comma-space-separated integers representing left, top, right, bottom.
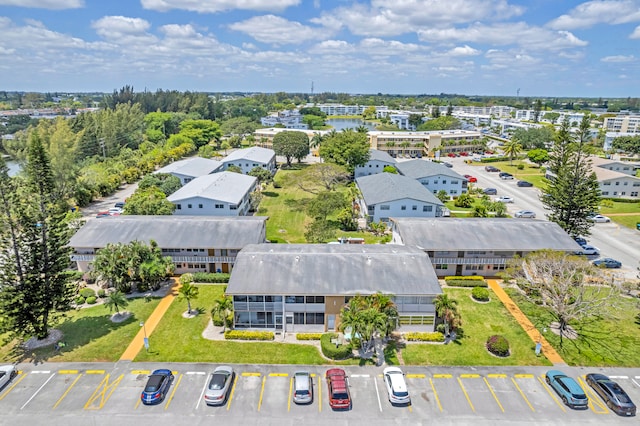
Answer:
215, 204, 224, 209
442, 179, 447, 184
602, 191, 609, 195
230, 205, 237, 210
465, 265, 483, 270
188, 204, 192, 209
248, 296, 264, 303
603, 182, 611, 186
631, 192, 638, 197
306, 313, 325, 325
198, 204, 203, 208
435, 264, 448, 270
265, 296, 282, 303
305, 296, 324, 304
423, 205, 432, 212
493, 264, 506, 271
412, 205, 417, 211
451, 180, 458, 184
634, 183, 640, 187
451, 190, 458, 195
286, 296, 305, 304
233, 295, 247, 303
624, 182, 628, 185
176, 204, 181, 210
615, 182, 620, 186
380, 205, 390, 210
401, 205, 406, 211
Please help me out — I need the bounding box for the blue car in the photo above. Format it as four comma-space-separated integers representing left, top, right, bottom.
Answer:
545, 370, 588, 409
141, 369, 174, 405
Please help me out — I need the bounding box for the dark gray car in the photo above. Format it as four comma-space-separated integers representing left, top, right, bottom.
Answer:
204, 366, 235, 406
586, 373, 636, 416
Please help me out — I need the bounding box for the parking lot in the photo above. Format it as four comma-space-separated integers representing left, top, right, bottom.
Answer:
1, 363, 638, 425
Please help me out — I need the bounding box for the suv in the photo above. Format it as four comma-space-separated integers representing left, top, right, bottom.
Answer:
545, 370, 588, 409
483, 188, 497, 195
326, 368, 351, 410
293, 371, 313, 404
485, 165, 500, 172
383, 367, 411, 405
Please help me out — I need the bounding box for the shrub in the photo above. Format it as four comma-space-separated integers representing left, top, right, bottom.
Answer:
296, 333, 323, 341
70, 270, 84, 281
191, 272, 230, 283
85, 296, 97, 305
405, 332, 445, 342
517, 164, 525, 170
80, 288, 96, 298
212, 313, 233, 328
75, 296, 85, 305
83, 273, 96, 284
97, 289, 106, 298
486, 335, 510, 357
224, 330, 274, 341
320, 333, 352, 360
471, 286, 490, 301
445, 276, 488, 287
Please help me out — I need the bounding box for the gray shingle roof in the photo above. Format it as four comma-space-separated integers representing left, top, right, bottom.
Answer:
368, 149, 396, 163
396, 159, 464, 180
69, 216, 267, 249
391, 218, 582, 251
167, 172, 257, 203
223, 146, 275, 164
155, 157, 222, 178
356, 173, 444, 205
227, 244, 442, 296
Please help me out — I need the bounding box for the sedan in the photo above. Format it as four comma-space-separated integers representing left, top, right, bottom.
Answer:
545, 370, 588, 409
499, 172, 514, 180
517, 180, 533, 187
590, 214, 611, 223
483, 188, 497, 195
463, 174, 477, 183
485, 165, 500, 172
586, 373, 636, 416
574, 245, 600, 256
442, 162, 453, 168
495, 196, 514, 203
0, 365, 17, 390
141, 369, 174, 405
593, 258, 622, 268
204, 366, 235, 406
515, 210, 536, 218
383, 367, 411, 405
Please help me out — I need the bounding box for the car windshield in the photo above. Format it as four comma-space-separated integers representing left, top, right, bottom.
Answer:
0, 371, 5, 378
295, 390, 309, 396
145, 375, 164, 392
209, 373, 228, 390
393, 390, 409, 397
572, 393, 587, 399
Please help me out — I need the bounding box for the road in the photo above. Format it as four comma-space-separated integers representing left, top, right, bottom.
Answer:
446, 156, 640, 279
79, 183, 139, 219
2, 362, 639, 425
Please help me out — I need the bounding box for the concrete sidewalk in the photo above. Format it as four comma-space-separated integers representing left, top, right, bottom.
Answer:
487, 279, 566, 365
119, 279, 180, 361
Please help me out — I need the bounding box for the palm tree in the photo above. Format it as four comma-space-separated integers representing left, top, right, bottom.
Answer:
355, 125, 369, 134
104, 290, 129, 315
310, 133, 324, 150
370, 293, 399, 337
211, 295, 234, 332
502, 140, 522, 165
178, 280, 199, 315
434, 294, 459, 336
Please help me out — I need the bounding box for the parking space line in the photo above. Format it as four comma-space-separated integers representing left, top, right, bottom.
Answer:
483, 377, 504, 413
21, 373, 56, 410
537, 375, 565, 412
186, 371, 206, 375
350, 374, 370, 378
0, 372, 27, 401
318, 376, 321, 413
514, 374, 534, 379
85, 370, 104, 375
242, 372, 260, 377
577, 377, 608, 414
510, 377, 534, 412
134, 396, 142, 410
257, 375, 266, 411
433, 374, 451, 378
58, 370, 78, 375
227, 373, 238, 411
269, 373, 288, 377
457, 377, 475, 412
31, 371, 51, 374
373, 375, 382, 412
53, 373, 83, 409
164, 374, 182, 410
195, 373, 209, 410
633, 378, 640, 388
429, 378, 443, 412
131, 370, 150, 375
460, 374, 480, 378
287, 377, 293, 412
635, 376, 640, 380
608, 376, 628, 379
406, 374, 425, 379
84, 374, 124, 410
488, 374, 506, 378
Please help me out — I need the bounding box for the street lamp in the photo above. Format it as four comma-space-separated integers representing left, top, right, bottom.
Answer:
140, 321, 149, 351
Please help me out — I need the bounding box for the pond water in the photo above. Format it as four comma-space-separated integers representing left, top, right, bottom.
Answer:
6, 159, 20, 177
326, 118, 377, 132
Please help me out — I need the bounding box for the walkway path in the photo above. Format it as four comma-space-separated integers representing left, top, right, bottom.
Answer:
119, 279, 180, 361
487, 279, 566, 365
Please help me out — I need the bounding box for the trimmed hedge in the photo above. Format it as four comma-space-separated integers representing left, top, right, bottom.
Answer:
405, 332, 445, 342
75, 296, 85, 305
445, 276, 488, 287
192, 272, 230, 283
80, 288, 96, 298
471, 286, 490, 301
320, 333, 352, 360
479, 156, 510, 163
85, 296, 97, 305
486, 335, 510, 357
224, 330, 274, 341
296, 333, 323, 341
97, 289, 106, 298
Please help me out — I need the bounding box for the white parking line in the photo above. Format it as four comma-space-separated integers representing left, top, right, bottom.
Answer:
632, 379, 640, 388
373, 376, 382, 412
350, 374, 370, 378
195, 373, 210, 410
609, 376, 628, 379
186, 371, 206, 375
30, 371, 51, 374
21, 373, 56, 410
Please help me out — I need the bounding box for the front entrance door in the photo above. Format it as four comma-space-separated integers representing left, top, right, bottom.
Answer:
275, 313, 283, 331
327, 314, 336, 331
456, 264, 463, 275
285, 313, 294, 332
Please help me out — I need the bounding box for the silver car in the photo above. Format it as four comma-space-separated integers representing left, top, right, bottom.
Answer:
0, 365, 17, 390
383, 367, 411, 405
293, 371, 313, 404
204, 366, 235, 406
515, 210, 536, 218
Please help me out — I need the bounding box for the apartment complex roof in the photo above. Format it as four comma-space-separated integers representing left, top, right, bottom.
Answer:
167, 172, 257, 204
222, 146, 275, 164
396, 159, 464, 180
155, 157, 222, 178
356, 173, 444, 206
368, 149, 396, 163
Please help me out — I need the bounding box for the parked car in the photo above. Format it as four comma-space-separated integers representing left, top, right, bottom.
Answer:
326, 368, 351, 410
293, 371, 313, 404
485, 165, 500, 172
499, 173, 514, 180
141, 369, 174, 405
514, 210, 536, 218
586, 373, 636, 416
0, 365, 17, 390
592, 258, 622, 269
495, 196, 514, 203
574, 237, 588, 247
590, 214, 611, 223
483, 188, 497, 195
517, 180, 533, 187
463, 174, 477, 183
442, 162, 453, 168
96, 211, 111, 218
383, 367, 411, 405
574, 245, 600, 256
545, 370, 588, 409
204, 366, 235, 406
108, 207, 123, 214
114, 201, 125, 209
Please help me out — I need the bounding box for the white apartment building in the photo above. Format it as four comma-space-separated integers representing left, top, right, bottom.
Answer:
313, 104, 366, 116
396, 160, 468, 196
604, 115, 640, 134
260, 110, 306, 129
368, 130, 482, 158
354, 149, 397, 178
433, 105, 514, 118
222, 146, 277, 175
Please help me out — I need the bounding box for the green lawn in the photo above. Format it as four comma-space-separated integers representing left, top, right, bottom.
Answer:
505, 289, 640, 367
402, 288, 551, 366
0, 296, 162, 363
600, 200, 640, 230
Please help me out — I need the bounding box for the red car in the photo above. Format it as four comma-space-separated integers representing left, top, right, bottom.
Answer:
463, 174, 477, 183
326, 368, 351, 410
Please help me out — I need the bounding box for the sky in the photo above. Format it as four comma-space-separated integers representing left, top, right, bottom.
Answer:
0, 0, 639, 97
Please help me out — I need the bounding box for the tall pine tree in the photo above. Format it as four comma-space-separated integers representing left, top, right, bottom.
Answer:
542, 116, 600, 238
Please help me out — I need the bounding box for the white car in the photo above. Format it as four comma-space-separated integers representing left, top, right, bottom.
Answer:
495, 196, 514, 203
574, 245, 600, 256
383, 367, 411, 405
590, 214, 611, 223
0, 365, 17, 390
515, 210, 536, 218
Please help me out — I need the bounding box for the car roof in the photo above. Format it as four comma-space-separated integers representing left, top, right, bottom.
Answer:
145, 374, 165, 391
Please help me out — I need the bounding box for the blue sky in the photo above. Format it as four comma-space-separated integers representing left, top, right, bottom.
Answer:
0, 0, 639, 96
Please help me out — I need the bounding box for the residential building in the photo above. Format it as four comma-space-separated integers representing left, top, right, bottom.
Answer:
390, 218, 582, 277
433, 105, 515, 118
354, 149, 397, 178
222, 146, 276, 175
260, 110, 307, 129
490, 119, 543, 134
604, 132, 636, 151
154, 157, 223, 185
368, 130, 482, 158
590, 157, 640, 199
603, 115, 640, 134
167, 172, 258, 216
313, 104, 366, 116
389, 113, 414, 130
356, 173, 445, 223
226, 244, 442, 332
395, 160, 468, 196
69, 216, 268, 274
253, 128, 327, 151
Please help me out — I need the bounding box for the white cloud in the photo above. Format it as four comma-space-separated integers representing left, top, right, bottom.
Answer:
601, 54, 636, 62
547, 0, 640, 30
309, 40, 356, 55
631, 25, 640, 38
0, 0, 83, 9
448, 45, 481, 56
358, 38, 423, 55
229, 15, 331, 45
141, 0, 300, 13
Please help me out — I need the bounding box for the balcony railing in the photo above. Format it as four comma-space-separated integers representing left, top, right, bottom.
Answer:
71, 254, 236, 263
432, 257, 508, 265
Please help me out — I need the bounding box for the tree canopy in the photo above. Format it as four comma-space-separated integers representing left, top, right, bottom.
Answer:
272, 131, 310, 167
417, 116, 461, 131
318, 129, 370, 173
611, 135, 640, 155
124, 186, 176, 215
